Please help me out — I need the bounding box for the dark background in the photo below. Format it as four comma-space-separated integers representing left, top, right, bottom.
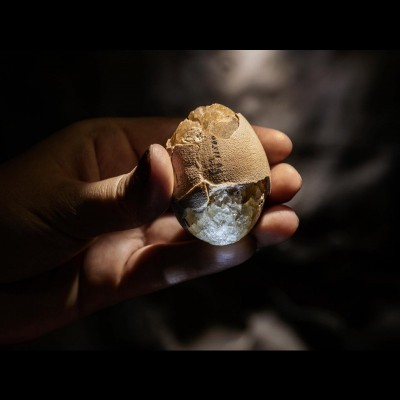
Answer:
1, 50, 399, 349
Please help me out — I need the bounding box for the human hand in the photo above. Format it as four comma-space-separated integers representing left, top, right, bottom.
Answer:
0, 117, 301, 344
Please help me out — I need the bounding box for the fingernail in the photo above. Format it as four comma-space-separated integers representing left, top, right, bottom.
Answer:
134, 146, 152, 186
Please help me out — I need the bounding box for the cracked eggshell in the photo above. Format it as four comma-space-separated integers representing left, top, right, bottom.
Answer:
166, 104, 271, 245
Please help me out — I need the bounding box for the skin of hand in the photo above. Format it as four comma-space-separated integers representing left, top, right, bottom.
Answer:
0, 118, 301, 345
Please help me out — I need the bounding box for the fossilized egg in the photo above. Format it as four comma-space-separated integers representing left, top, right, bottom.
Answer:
166, 103, 271, 246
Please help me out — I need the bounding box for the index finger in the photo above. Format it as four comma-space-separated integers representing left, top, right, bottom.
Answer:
252, 126, 293, 165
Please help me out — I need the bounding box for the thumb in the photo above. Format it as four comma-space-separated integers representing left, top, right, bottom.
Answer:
73, 144, 174, 238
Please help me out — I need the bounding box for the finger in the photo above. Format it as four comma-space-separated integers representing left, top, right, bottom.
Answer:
252, 205, 299, 247
0, 234, 254, 345
0, 233, 254, 345
269, 163, 302, 204
252, 127, 293, 165
66, 144, 174, 238
115, 236, 257, 300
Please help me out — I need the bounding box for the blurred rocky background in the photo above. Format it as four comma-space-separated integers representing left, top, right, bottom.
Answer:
1, 50, 399, 350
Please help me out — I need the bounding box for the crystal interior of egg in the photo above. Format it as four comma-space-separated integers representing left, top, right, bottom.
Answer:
166, 103, 271, 246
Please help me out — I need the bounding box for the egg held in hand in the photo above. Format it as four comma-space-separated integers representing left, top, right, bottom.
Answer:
166, 104, 271, 246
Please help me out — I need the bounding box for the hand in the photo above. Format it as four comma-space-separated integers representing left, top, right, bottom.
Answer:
0, 118, 301, 344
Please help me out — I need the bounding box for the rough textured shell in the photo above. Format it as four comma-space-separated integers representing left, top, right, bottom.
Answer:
167, 106, 270, 210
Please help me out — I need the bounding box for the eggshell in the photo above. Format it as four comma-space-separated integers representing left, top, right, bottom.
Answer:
166, 104, 270, 245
